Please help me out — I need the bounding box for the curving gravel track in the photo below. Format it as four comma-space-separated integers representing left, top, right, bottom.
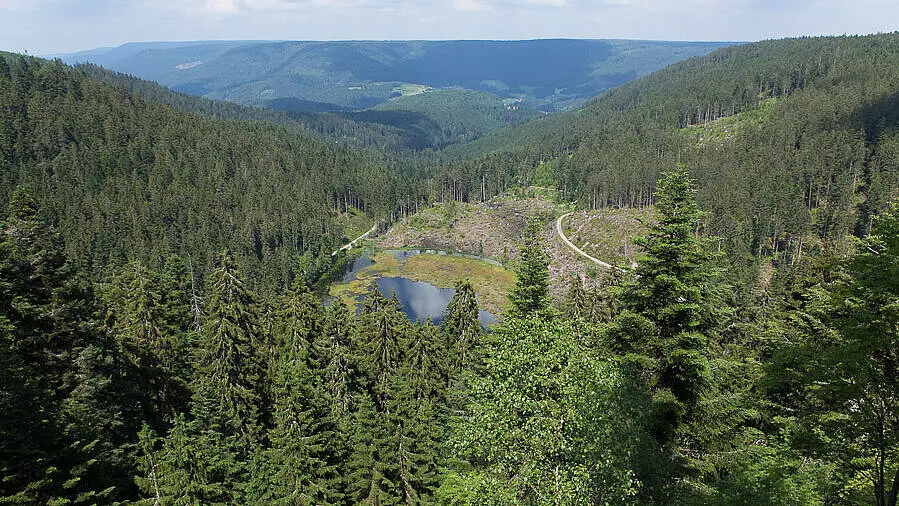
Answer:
555, 212, 618, 271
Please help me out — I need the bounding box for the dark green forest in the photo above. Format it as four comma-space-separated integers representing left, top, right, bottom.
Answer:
2, 34, 899, 505
76, 64, 534, 154
440, 34, 899, 279
0, 53, 414, 291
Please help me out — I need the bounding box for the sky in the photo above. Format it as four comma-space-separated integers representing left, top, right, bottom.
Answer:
0, 0, 897, 55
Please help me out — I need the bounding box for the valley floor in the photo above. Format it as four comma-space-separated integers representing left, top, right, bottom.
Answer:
329, 250, 515, 315
372, 188, 651, 300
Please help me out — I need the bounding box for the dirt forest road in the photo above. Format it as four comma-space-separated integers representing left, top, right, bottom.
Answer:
555, 212, 618, 271
332, 222, 378, 257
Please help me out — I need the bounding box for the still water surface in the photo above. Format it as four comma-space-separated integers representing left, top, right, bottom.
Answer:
373, 277, 497, 326
341, 250, 499, 326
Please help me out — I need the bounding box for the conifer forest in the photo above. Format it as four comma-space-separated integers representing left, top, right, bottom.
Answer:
2, 32, 899, 505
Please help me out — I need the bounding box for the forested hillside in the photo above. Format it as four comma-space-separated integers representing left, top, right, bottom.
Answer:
440, 34, 899, 279
1, 33, 899, 506
78, 64, 532, 153
353, 89, 540, 150
0, 53, 404, 289
59, 39, 730, 112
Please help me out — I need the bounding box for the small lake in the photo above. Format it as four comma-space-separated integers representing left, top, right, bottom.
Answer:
372, 277, 498, 326
340, 249, 500, 327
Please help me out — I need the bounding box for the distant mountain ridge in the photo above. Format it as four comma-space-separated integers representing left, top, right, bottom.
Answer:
51, 41, 269, 68
57, 39, 734, 112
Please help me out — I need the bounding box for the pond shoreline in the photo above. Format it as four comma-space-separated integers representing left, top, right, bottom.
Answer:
328, 247, 514, 321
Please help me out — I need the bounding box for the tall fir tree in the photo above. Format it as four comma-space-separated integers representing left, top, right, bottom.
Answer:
402, 319, 447, 402
193, 249, 267, 455
312, 301, 357, 498
508, 219, 551, 317
615, 166, 723, 413
145, 250, 266, 504
388, 321, 447, 504
388, 373, 442, 505
248, 283, 342, 504
156, 254, 197, 416
137, 414, 241, 505
315, 301, 356, 419
443, 280, 481, 371
108, 259, 182, 429
0, 187, 124, 503
345, 392, 399, 505
357, 290, 409, 410
606, 166, 730, 501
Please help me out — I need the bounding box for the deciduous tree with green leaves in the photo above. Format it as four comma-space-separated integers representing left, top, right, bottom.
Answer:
767, 203, 899, 506
446, 315, 647, 504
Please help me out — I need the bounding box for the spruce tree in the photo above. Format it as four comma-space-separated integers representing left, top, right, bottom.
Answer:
249, 283, 342, 504
158, 255, 195, 335
508, 219, 551, 317
402, 319, 447, 402
606, 166, 729, 499
389, 322, 447, 504
345, 393, 399, 505
564, 273, 616, 324
142, 414, 241, 505
0, 188, 122, 503
156, 255, 196, 416
315, 301, 355, 418
147, 250, 265, 504
192, 249, 266, 455
312, 301, 357, 498
0, 313, 56, 503
109, 260, 180, 429
616, 166, 722, 412
388, 373, 441, 504
0, 187, 84, 392
443, 280, 481, 371
357, 290, 408, 409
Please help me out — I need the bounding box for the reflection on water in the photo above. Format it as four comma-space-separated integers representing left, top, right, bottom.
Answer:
341, 249, 500, 327
372, 277, 498, 327
342, 255, 373, 282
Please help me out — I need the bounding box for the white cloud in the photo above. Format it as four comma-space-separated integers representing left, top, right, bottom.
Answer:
205, 0, 239, 14
525, 0, 568, 6
453, 0, 494, 12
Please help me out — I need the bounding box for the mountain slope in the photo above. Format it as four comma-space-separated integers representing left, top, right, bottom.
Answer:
347, 88, 541, 149
75, 64, 507, 153
437, 34, 899, 279
0, 53, 401, 288
60, 39, 732, 112
54, 41, 257, 69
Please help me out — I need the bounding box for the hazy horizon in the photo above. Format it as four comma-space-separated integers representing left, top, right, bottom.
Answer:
3, 0, 898, 55
44, 36, 747, 59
